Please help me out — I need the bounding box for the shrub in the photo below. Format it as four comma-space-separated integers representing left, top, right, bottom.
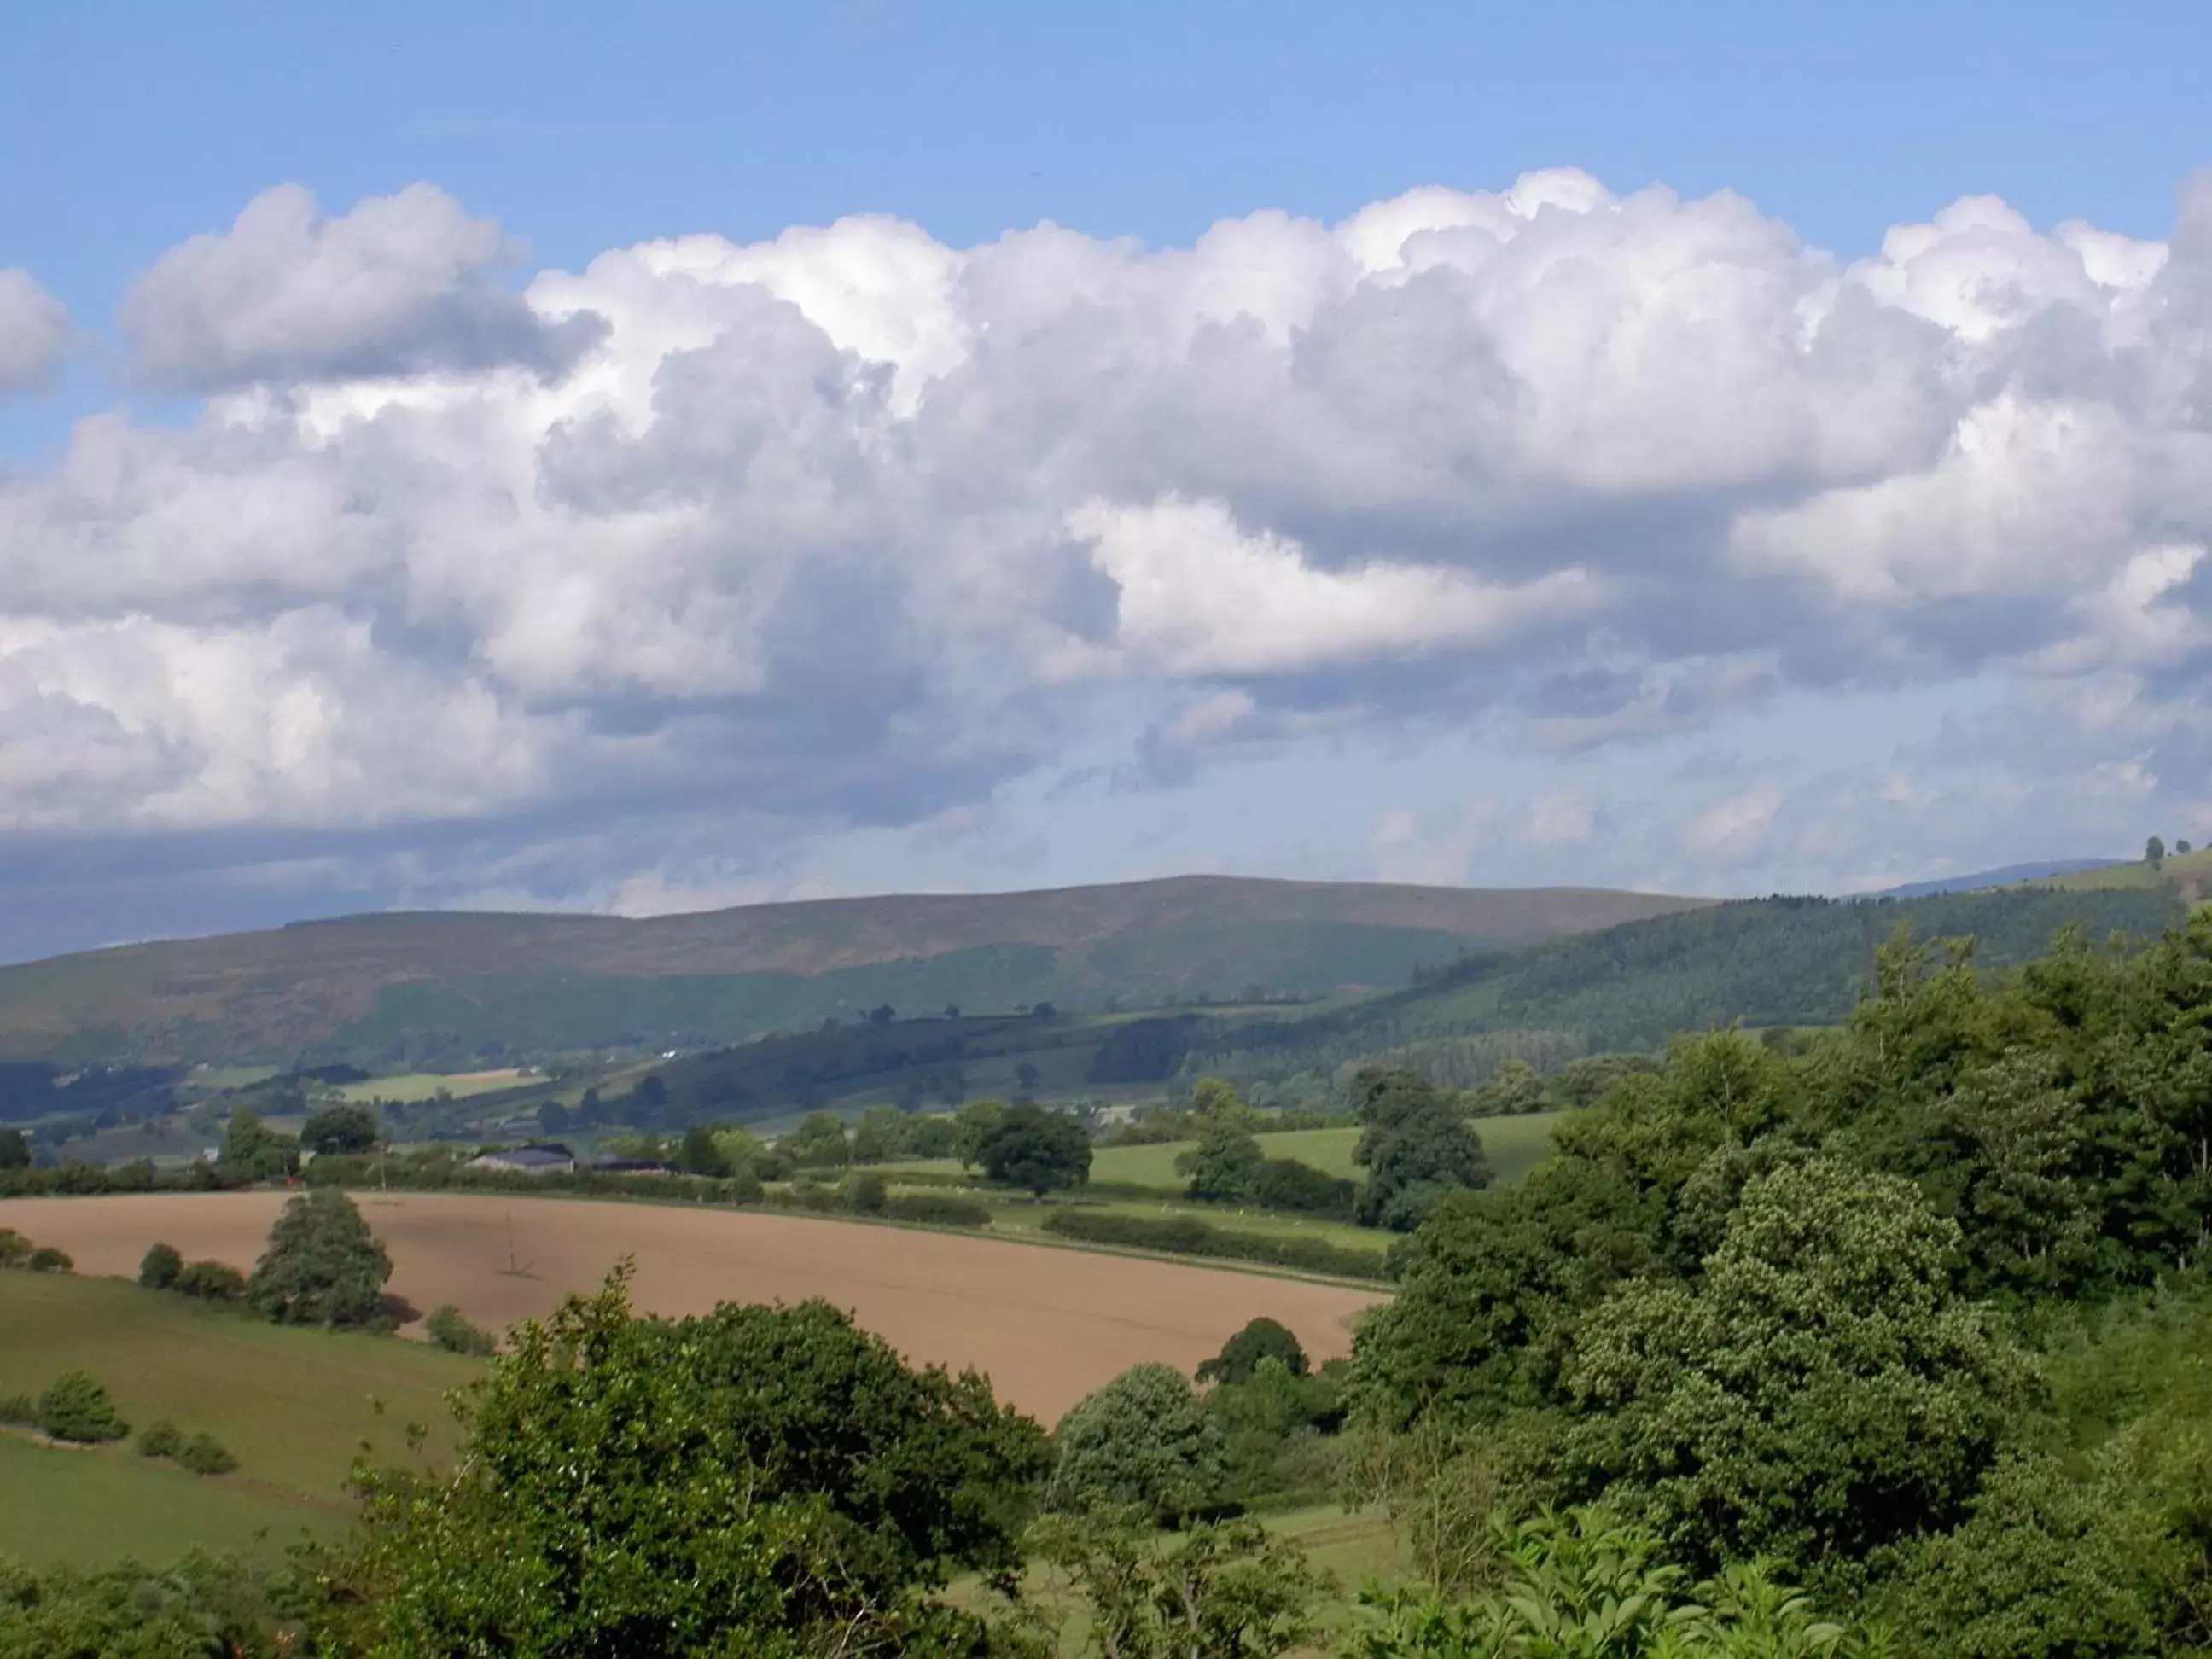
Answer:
1039, 1208, 1391, 1281
0, 1227, 29, 1267
177, 1432, 240, 1476
138, 1419, 185, 1458
841, 1170, 889, 1214
1198, 1317, 1309, 1385
881, 1192, 992, 1228
0, 1393, 35, 1425
248, 1188, 393, 1328
1051, 1363, 1226, 1521
1251, 1157, 1357, 1217
38, 1371, 128, 1443
175, 1260, 247, 1302
139, 1241, 184, 1290
426, 1303, 498, 1357
26, 1245, 72, 1272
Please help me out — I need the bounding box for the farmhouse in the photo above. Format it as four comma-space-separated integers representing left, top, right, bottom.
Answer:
468, 1143, 576, 1175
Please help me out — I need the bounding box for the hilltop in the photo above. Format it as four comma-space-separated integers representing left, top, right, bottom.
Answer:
0, 875, 1703, 1067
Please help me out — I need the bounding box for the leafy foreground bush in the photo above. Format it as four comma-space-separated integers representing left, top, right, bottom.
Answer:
424, 1302, 497, 1356
138, 1240, 183, 1289
0, 1551, 282, 1658
177, 1432, 239, 1476
137, 1419, 184, 1458
1050, 1363, 1226, 1522
173, 1259, 247, 1302
1350, 1508, 1877, 1658
295, 1262, 1052, 1656
24, 1246, 70, 1273
1041, 1208, 1391, 1281
37, 1371, 127, 1444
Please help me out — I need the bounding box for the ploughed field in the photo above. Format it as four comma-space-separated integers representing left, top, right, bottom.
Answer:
0, 1192, 1383, 1421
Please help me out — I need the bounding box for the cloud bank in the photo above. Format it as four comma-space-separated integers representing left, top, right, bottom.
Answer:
3, 170, 2211, 947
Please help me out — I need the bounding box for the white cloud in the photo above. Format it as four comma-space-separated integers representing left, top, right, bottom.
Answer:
1680, 780, 1787, 859
0, 269, 69, 395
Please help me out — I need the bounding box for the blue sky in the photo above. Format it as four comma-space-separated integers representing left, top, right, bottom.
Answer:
0, 1, 2208, 958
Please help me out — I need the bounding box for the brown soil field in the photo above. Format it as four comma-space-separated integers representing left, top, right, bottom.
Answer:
0, 1193, 1384, 1421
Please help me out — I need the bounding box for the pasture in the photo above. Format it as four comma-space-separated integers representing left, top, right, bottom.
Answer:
0, 1272, 477, 1566
1084, 1111, 1564, 1192
333, 1068, 530, 1103
0, 1192, 1382, 1423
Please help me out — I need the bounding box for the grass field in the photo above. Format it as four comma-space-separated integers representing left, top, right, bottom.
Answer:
2029, 846, 2212, 899
0, 1194, 1382, 1423
334, 1068, 532, 1103
0, 1272, 480, 1566
1080, 1112, 1564, 1193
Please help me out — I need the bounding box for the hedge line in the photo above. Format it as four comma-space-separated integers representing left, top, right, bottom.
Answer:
1038, 1209, 1391, 1281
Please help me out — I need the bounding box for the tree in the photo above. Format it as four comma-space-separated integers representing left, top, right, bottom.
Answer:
851, 1105, 907, 1164
0, 1127, 26, 1169
138, 1241, 183, 1290
676, 1124, 731, 1177
782, 1110, 852, 1168
1251, 1158, 1356, 1216
1178, 1115, 1266, 1202
954, 1098, 1007, 1168
1198, 1318, 1309, 1386
870, 1003, 896, 1026
2180, 839, 2195, 855
221, 1107, 295, 1180
2147, 835, 2167, 867
247, 1188, 393, 1328
1032, 1509, 1322, 1659
300, 1103, 380, 1156
38, 1371, 128, 1443
1557, 1158, 2034, 1574
1352, 1069, 1493, 1231
978, 1102, 1092, 1197
1051, 1363, 1226, 1521
944, 1003, 961, 1019
303, 1266, 1049, 1656
0, 1555, 280, 1657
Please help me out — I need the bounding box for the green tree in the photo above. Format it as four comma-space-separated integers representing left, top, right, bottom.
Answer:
300, 1103, 381, 1155
955, 1097, 1008, 1168
851, 1105, 908, 1164
782, 1110, 852, 1168
1032, 1508, 1323, 1659
426, 1303, 498, 1357
304, 1265, 1049, 1656
0, 1554, 279, 1658
1051, 1363, 1226, 1521
0, 1128, 26, 1170
221, 1107, 295, 1179
138, 1241, 183, 1290
1353, 1069, 1493, 1231
38, 1371, 128, 1443
979, 1103, 1092, 1197
1197, 1318, 1309, 1386
676, 1123, 731, 1177
2147, 835, 2167, 868
1557, 1158, 2034, 1574
247, 1188, 393, 1328
1177, 1115, 1266, 1202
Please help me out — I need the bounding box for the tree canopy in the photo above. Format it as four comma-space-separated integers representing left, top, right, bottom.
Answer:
247, 1188, 393, 1328
977, 1103, 1092, 1197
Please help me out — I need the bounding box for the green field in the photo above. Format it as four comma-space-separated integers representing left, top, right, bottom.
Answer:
0, 1272, 480, 1566
334, 1068, 536, 1103
1086, 1113, 1563, 1192
2029, 846, 2212, 897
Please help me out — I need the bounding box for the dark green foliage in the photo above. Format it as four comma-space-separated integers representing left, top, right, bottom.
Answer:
24, 1246, 69, 1272
0, 1229, 25, 1268
1086, 1015, 1202, 1082
1030, 1509, 1324, 1659
1197, 1317, 1309, 1385
37, 1370, 128, 1443
0, 1396, 32, 1426
1353, 1068, 1493, 1231
302, 1266, 1050, 1656
880, 1191, 992, 1228
0, 1129, 26, 1169
978, 1102, 1092, 1196
220, 1106, 296, 1180
1176, 1115, 1266, 1202
842, 1168, 889, 1214
1251, 1155, 1358, 1216
1051, 1364, 1226, 1521
1039, 1208, 1390, 1279
138, 1240, 183, 1289
426, 1302, 498, 1356
782, 1109, 853, 1168
0, 1552, 281, 1659
300, 1103, 381, 1155
174, 1259, 247, 1301
176, 1431, 239, 1476
675, 1122, 731, 1176
247, 1188, 393, 1328
137, 1418, 185, 1458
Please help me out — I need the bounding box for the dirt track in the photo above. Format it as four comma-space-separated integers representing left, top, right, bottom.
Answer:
0, 1192, 1384, 1421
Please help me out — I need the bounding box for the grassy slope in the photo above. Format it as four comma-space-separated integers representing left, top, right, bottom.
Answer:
0, 1272, 479, 1566
0, 876, 1703, 1065
2029, 846, 2212, 899
1086, 1115, 1563, 1191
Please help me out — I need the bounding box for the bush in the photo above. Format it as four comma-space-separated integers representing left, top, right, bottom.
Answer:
139, 1241, 184, 1290
177, 1431, 240, 1476
38, 1371, 128, 1443
1051, 1363, 1226, 1521
0, 1393, 34, 1425
1039, 1209, 1392, 1281
841, 1170, 889, 1214
0, 1227, 29, 1267
138, 1418, 185, 1458
26, 1246, 72, 1272
1250, 1157, 1357, 1217
1198, 1317, 1309, 1385
880, 1192, 992, 1228
175, 1259, 248, 1302
425, 1303, 497, 1357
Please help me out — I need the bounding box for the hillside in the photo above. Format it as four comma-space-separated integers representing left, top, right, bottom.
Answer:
2024, 843, 2212, 898
1870, 857, 2124, 897
0, 876, 1703, 1068
1195, 884, 2188, 1095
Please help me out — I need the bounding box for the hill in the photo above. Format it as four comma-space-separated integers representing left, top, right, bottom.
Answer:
1870, 857, 2125, 897
0, 876, 1703, 1068
1193, 884, 2188, 1097
2024, 843, 2212, 899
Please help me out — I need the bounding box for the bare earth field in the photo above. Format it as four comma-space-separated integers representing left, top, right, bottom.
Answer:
0, 1192, 1383, 1421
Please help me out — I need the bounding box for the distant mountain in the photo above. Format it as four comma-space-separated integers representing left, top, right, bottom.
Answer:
1869, 859, 2127, 899
0, 875, 1706, 1067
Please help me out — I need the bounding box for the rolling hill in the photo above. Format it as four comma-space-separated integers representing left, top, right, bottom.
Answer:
0, 875, 1704, 1068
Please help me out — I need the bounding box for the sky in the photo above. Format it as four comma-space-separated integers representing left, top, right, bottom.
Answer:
1, 0, 2209, 961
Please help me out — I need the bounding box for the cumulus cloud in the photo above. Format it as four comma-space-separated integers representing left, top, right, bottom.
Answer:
0, 269, 69, 395
120, 183, 606, 391
3, 167, 2212, 943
